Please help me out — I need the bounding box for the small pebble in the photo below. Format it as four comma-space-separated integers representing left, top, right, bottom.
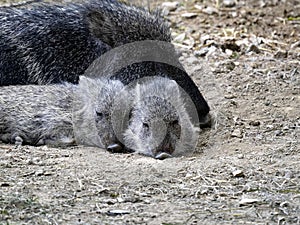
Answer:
194, 5, 203, 10
202, 6, 218, 15
35, 170, 44, 176
283, 126, 289, 131
223, 0, 236, 7
239, 198, 260, 206
194, 47, 209, 57
224, 94, 236, 99
237, 154, 244, 159
161, 2, 179, 11
201, 189, 209, 195
206, 45, 218, 57
284, 170, 293, 179
106, 209, 130, 216
174, 33, 186, 43
181, 12, 198, 18
231, 11, 238, 17
225, 49, 233, 56
249, 121, 260, 126
232, 169, 244, 177
200, 34, 211, 43
231, 129, 243, 138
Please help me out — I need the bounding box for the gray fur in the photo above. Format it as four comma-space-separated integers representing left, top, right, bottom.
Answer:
0, 84, 74, 146
0, 77, 124, 148
73, 76, 125, 148
0, 0, 169, 85
123, 77, 200, 159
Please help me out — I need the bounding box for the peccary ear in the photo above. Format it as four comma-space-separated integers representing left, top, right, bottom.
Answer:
78, 76, 91, 85
78, 75, 87, 82
86, 11, 117, 47
165, 79, 180, 96
172, 80, 181, 94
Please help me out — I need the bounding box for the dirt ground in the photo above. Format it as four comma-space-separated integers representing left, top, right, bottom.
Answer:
0, 0, 299, 224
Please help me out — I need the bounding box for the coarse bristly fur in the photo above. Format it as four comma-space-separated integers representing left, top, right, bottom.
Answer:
123, 77, 200, 159
0, 77, 124, 148
73, 76, 125, 149
0, 0, 169, 85
0, 84, 74, 146
0, 0, 210, 126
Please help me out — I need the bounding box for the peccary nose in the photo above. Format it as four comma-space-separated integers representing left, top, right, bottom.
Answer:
155, 152, 172, 160
107, 143, 123, 153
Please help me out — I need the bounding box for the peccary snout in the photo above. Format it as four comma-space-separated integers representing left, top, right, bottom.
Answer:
124, 97, 181, 159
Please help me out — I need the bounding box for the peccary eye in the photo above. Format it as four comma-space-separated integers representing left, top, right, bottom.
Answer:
96, 112, 103, 118
171, 120, 179, 125
143, 123, 149, 129
128, 109, 133, 119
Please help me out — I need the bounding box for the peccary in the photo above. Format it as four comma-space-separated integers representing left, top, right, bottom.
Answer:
0, 77, 124, 148
119, 77, 200, 159
0, 0, 210, 127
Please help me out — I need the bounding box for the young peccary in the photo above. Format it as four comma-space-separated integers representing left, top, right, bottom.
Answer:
0, 0, 210, 127
0, 77, 124, 149
112, 77, 200, 159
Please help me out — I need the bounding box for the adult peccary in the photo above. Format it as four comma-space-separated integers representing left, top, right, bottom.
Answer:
112, 77, 200, 159
0, 0, 210, 127
0, 77, 124, 149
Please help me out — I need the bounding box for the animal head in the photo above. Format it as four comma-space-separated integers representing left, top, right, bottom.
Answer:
73, 76, 124, 151
122, 77, 200, 159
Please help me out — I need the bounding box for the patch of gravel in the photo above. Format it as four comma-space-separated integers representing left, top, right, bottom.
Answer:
0, 0, 299, 224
